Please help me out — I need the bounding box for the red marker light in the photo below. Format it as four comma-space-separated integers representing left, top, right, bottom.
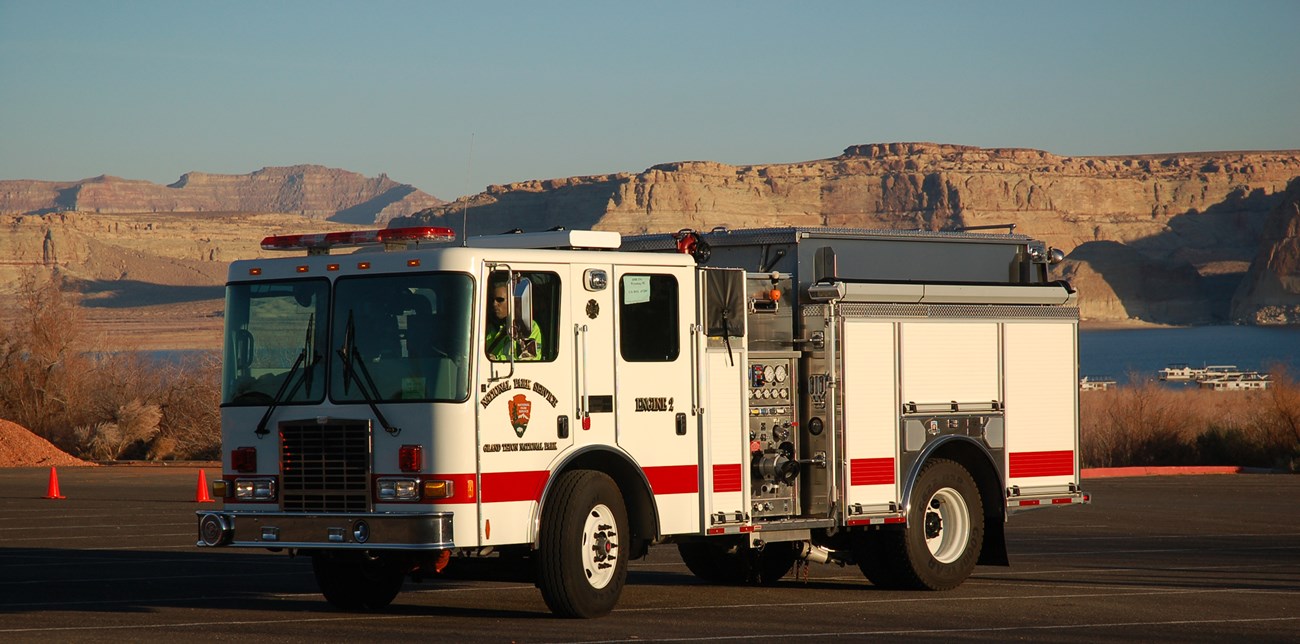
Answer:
399, 445, 423, 473
231, 446, 257, 473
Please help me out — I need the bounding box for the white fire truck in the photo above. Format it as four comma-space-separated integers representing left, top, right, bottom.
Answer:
197, 225, 1088, 617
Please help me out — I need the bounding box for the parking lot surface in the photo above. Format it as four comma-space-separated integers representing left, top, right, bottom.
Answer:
1, 467, 1297, 642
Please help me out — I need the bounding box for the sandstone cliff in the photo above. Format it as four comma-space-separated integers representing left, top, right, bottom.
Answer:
1231, 178, 1300, 323
399, 143, 1300, 324
0, 210, 381, 351
0, 165, 442, 224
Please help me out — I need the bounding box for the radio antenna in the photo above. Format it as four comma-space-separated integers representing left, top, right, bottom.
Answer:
461, 132, 474, 247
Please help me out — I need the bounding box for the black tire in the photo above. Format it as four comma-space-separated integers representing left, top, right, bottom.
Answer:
856, 458, 983, 590
536, 470, 629, 618
754, 541, 798, 584
855, 529, 906, 588
677, 539, 750, 584
677, 539, 797, 585
312, 553, 406, 611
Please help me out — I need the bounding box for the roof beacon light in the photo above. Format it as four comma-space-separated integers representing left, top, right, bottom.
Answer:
260, 226, 456, 254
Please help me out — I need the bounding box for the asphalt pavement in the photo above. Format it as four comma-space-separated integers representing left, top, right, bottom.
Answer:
1, 466, 1297, 642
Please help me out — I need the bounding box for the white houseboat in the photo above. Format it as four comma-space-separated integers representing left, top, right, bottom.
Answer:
1198, 372, 1271, 391
1080, 375, 1118, 391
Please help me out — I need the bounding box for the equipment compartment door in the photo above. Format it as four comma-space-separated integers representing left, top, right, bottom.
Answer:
613, 265, 699, 535
1003, 321, 1079, 493
840, 320, 901, 514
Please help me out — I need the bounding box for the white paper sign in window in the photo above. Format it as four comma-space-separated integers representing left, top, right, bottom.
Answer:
624, 275, 651, 304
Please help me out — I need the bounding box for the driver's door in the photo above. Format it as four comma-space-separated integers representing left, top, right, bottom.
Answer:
474, 262, 574, 546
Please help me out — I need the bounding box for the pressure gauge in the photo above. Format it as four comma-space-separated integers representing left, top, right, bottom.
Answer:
779, 388, 789, 399
774, 364, 788, 383
763, 365, 775, 383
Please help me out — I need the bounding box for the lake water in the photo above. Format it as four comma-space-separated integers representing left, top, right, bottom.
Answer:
1080, 326, 1300, 381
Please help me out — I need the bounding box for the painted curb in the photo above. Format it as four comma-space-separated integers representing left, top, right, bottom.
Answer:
1082, 466, 1243, 478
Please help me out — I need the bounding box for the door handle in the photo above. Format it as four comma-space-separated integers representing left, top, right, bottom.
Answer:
675, 412, 687, 436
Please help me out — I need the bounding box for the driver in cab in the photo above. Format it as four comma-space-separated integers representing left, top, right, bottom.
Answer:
485, 278, 542, 361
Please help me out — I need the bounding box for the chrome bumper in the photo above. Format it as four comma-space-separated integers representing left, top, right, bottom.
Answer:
196, 510, 453, 550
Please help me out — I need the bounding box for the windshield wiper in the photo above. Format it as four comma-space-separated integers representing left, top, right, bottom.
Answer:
337, 310, 401, 436
255, 313, 319, 437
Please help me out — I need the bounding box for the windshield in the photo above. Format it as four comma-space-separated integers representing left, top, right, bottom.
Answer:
222, 279, 329, 406
331, 273, 474, 403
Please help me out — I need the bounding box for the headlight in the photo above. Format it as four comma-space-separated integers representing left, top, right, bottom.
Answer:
377, 478, 420, 501
233, 477, 277, 501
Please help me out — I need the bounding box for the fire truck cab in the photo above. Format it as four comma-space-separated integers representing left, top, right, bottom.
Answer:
198, 225, 1086, 617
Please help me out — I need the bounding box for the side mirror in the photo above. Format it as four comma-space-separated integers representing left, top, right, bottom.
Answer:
235, 328, 254, 377
513, 277, 534, 333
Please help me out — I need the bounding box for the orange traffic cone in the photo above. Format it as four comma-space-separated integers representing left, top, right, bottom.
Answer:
45, 466, 65, 500
195, 469, 214, 503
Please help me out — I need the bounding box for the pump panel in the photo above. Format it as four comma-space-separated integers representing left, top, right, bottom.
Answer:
747, 351, 799, 518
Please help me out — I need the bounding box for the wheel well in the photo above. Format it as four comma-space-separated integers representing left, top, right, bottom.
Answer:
547, 448, 657, 559
926, 440, 1009, 566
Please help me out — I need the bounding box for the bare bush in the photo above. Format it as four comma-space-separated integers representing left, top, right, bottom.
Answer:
1239, 369, 1300, 470
0, 271, 221, 461
1081, 374, 1195, 467
152, 352, 222, 460
1082, 370, 1300, 470
74, 399, 162, 460
0, 271, 93, 449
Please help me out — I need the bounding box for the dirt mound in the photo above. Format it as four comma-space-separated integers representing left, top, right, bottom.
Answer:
0, 419, 94, 467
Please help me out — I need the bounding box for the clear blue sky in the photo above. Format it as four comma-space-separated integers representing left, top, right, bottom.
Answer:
2, 0, 1297, 200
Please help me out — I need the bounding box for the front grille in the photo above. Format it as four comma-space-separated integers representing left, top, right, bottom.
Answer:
280, 419, 371, 512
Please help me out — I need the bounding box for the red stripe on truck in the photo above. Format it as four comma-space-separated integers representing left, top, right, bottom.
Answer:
1009, 450, 1074, 478
713, 464, 742, 493
481, 470, 550, 503
850, 457, 895, 486
445, 464, 701, 505
644, 464, 699, 495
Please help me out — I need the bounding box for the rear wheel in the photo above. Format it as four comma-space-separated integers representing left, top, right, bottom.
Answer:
856, 458, 983, 590
536, 470, 629, 618
312, 553, 406, 610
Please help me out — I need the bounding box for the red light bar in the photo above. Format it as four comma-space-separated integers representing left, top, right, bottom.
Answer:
260, 226, 456, 252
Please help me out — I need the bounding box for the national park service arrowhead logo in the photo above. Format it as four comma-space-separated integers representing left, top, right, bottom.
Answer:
508, 393, 532, 437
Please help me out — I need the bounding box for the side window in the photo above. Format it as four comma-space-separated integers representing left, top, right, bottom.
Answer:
485, 270, 561, 362
619, 274, 679, 362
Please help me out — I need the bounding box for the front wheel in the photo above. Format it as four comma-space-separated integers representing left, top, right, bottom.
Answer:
677, 539, 796, 585
312, 553, 406, 610
856, 458, 983, 590
536, 470, 629, 618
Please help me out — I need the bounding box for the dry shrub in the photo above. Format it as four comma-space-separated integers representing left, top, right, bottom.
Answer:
73, 399, 162, 460
1081, 375, 1197, 467
0, 271, 93, 448
152, 352, 222, 460
1082, 369, 1300, 470
1236, 369, 1300, 470
0, 271, 220, 461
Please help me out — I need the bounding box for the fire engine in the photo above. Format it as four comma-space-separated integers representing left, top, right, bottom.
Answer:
197, 225, 1087, 617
